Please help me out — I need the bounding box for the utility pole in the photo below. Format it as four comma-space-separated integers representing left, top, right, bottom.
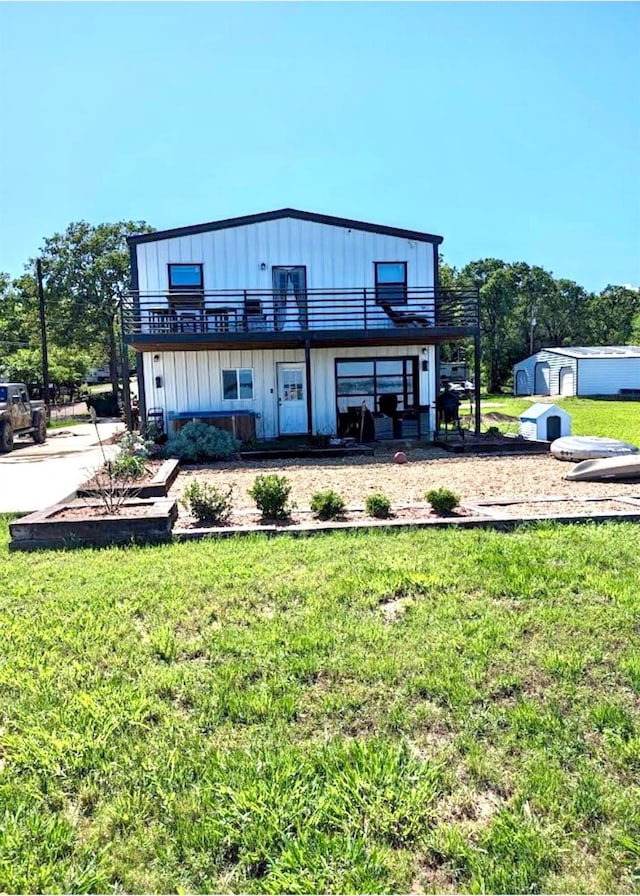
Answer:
530, 305, 537, 355
36, 259, 51, 412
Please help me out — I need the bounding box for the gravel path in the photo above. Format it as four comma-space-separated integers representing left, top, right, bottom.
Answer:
169, 447, 640, 512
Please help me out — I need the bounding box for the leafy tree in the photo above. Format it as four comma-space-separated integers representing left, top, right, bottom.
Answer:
587, 285, 640, 345
438, 256, 459, 291
0, 273, 35, 358
36, 221, 154, 400
510, 263, 558, 355
0, 346, 93, 388
459, 259, 517, 392
535, 278, 593, 347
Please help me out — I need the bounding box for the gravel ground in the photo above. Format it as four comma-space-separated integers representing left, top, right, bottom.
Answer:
169, 446, 640, 514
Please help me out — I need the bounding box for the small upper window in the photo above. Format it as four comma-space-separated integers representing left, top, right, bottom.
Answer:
168, 263, 203, 291
375, 262, 407, 304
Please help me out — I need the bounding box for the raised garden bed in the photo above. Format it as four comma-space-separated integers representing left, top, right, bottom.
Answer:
77, 458, 180, 499
9, 498, 178, 551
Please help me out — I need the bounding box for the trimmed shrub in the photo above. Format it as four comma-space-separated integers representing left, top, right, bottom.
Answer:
425, 487, 459, 515
365, 493, 392, 519
163, 422, 240, 462
181, 480, 234, 525
248, 474, 293, 521
310, 489, 346, 520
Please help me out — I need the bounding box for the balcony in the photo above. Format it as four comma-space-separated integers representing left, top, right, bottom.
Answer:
122, 286, 479, 349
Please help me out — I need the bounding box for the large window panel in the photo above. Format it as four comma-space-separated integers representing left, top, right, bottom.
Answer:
336, 360, 374, 377
335, 357, 417, 414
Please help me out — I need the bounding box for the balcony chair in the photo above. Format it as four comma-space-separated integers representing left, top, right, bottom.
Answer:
379, 302, 431, 328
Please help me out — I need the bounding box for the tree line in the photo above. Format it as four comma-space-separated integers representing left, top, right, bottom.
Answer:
0, 221, 153, 400
0, 220, 638, 398
441, 258, 640, 392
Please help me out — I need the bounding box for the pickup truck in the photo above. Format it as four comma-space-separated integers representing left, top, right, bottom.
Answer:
0, 383, 47, 452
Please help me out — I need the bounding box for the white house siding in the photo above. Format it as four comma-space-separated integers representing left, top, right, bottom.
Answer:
513, 351, 577, 396
135, 218, 436, 331
577, 358, 640, 396
142, 344, 434, 440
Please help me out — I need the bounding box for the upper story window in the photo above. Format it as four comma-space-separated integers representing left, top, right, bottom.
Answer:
168, 263, 203, 292
375, 262, 407, 304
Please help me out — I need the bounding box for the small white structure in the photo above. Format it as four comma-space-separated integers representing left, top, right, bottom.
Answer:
513, 346, 640, 397
519, 403, 571, 442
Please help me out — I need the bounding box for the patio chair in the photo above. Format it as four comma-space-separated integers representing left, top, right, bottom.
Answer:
436, 388, 464, 440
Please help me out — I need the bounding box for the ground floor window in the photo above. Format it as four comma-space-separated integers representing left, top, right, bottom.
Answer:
222, 368, 254, 400
335, 356, 418, 437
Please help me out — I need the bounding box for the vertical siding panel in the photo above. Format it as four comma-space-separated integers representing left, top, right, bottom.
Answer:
142, 218, 437, 291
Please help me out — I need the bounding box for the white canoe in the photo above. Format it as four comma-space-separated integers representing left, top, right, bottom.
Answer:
565, 454, 640, 482
551, 436, 639, 462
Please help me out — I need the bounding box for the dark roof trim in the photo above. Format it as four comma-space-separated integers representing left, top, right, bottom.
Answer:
126, 208, 444, 247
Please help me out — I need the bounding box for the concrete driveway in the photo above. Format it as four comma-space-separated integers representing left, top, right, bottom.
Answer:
0, 421, 124, 514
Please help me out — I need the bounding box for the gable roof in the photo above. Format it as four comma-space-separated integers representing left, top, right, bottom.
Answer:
544, 346, 640, 360
126, 208, 444, 246
520, 402, 571, 421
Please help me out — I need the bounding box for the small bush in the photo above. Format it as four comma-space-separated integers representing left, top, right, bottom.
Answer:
425, 487, 459, 515
310, 489, 346, 520
163, 422, 240, 462
365, 493, 392, 519
181, 480, 234, 524
248, 474, 293, 521
424, 488, 460, 515
111, 452, 148, 481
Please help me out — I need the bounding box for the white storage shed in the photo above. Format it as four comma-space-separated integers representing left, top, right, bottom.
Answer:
519, 403, 571, 442
513, 346, 640, 397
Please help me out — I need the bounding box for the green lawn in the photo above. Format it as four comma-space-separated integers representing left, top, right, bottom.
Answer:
476, 394, 640, 445
1, 519, 639, 893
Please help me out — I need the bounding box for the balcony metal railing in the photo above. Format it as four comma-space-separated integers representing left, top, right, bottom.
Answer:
122, 286, 479, 338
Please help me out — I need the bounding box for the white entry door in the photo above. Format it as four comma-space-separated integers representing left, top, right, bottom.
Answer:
277, 363, 307, 435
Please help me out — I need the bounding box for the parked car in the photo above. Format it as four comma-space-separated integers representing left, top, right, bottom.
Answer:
0, 383, 47, 452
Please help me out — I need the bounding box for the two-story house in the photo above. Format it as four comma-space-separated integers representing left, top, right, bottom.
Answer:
124, 208, 480, 441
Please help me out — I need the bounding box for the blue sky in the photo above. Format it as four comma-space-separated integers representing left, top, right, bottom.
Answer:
0, 2, 638, 290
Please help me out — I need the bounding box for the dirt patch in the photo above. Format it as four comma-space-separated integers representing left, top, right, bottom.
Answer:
51, 503, 159, 520
80, 459, 165, 490
379, 596, 413, 623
